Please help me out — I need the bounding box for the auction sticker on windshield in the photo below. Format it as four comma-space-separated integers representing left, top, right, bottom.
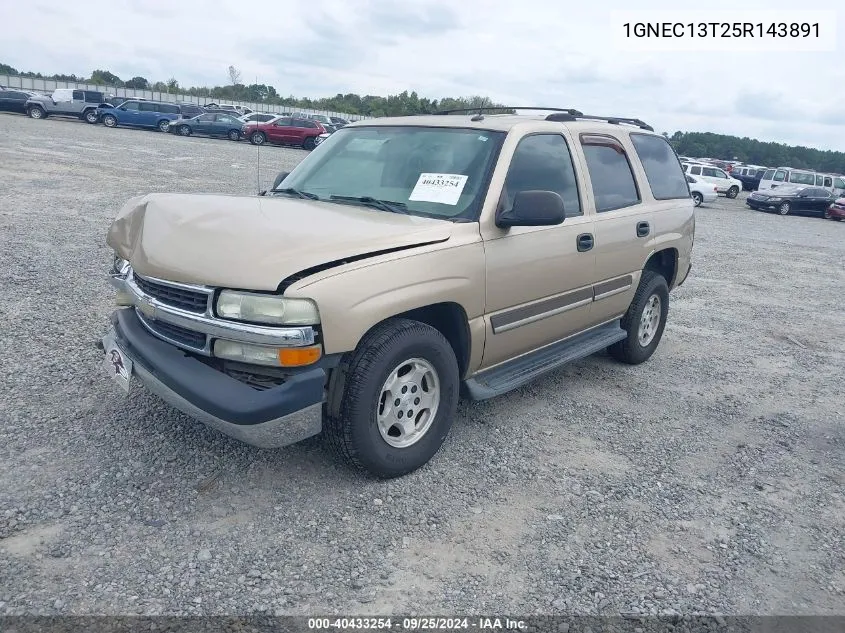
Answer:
409, 173, 468, 205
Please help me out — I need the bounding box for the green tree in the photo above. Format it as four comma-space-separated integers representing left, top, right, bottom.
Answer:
124, 76, 149, 89
89, 69, 122, 86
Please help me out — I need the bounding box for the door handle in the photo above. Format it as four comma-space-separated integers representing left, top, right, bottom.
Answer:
577, 233, 594, 252
636, 221, 650, 237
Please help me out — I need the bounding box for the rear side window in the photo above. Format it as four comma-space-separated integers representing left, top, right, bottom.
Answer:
295, 118, 317, 128
836, 177, 845, 189
690, 165, 702, 175
815, 174, 823, 185
581, 134, 640, 212
503, 134, 582, 217
139, 102, 158, 112
630, 133, 689, 200
84, 91, 103, 102
72, 90, 84, 100
823, 176, 832, 187
5, 91, 28, 101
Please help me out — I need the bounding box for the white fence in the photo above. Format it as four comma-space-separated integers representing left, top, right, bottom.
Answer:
0, 74, 366, 121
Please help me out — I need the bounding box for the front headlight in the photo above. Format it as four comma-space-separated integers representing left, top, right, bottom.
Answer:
111, 253, 130, 276
768, 197, 782, 202
216, 291, 319, 325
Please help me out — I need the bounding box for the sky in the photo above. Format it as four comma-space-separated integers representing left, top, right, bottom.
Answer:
2, 0, 844, 151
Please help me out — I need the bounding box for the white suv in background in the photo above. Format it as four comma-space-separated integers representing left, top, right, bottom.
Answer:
683, 163, 742, 198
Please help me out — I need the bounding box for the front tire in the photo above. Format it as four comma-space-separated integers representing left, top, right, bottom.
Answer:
84, 109, 99, 124
178, 125, 191, 136
249, 131, 266, 145
691, 192, 703, 207
324, 318, 459, 478
726, 186, 739, 199
823, 207, 832, 219
102, 114, 117, 128
228, 129, 241, 141
779, 201, 791, 216
609, 270, 670, 365
28, 105, 45, 119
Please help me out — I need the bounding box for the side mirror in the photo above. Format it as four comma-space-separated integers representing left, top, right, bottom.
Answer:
272, 171, 290, 191
496, 190, 566, 228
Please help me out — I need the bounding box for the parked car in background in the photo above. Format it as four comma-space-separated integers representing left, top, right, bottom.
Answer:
826, 194, 845, 220
99, 99, 183, 132
0, 89, 40, 115
746, 184, 835, 217
174, 102, 205, 119
732, 166, 768, 191
170, 112, 245, 140
330, 116, 349, 128
686, 174, 718, 206
757, 166, 817, 191
25, 88, 108, 123
683, 162, 742, 198
293, 113, 337, 133
832, 175, 845, 197
243, 115, 327, 149
239, 112, 278, 124
204, 103, 253, 116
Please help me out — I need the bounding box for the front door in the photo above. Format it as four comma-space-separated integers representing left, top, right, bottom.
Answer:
267, 117, 294, 144
193, 113, 215, 134
481, 132, 596, 369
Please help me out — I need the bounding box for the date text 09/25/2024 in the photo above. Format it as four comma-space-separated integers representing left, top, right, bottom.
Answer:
307, 617, 527, 630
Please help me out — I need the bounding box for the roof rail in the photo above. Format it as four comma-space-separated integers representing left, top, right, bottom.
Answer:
432, 106, 655, 131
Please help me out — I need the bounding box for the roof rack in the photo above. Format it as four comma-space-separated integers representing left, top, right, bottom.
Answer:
433, 106, 653, 131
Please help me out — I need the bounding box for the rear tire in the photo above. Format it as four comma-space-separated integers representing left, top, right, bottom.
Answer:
726, 186, 739, 199
250, 131, 266, 145
691, 192, 703, 207
303, 136, 316, 150
28, 105, 45, 119
323, 318, 459, 478
84, 109, 99, 124
608, 270, 670, 365
779, 201, 791, 216
157, 119, 170, 132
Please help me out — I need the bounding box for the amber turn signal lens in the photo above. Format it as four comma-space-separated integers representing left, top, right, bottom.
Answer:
277, 346, 322, 367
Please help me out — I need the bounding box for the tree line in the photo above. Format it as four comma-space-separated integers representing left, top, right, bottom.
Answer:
3, 62, 843, 172
666, 131, 844, 174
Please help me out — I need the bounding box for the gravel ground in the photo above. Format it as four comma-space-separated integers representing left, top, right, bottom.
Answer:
0, 114, 843, 618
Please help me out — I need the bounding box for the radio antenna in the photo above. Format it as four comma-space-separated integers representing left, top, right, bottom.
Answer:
255, 74, 261, 195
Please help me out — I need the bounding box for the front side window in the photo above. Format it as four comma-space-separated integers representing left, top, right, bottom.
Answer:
581, 134, 640, 212
281, 126, 505, 220
773, 170, 786, 182
122, 101, 140, 111
762, 169, 775, 180
273, 117, 293, 127
630, 133, 689, 200
197, 114, 214, 122
502, 134, 582, 217
835, 177, 845, 189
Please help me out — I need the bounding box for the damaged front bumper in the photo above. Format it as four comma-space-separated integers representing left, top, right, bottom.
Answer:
102, 309, 325, 448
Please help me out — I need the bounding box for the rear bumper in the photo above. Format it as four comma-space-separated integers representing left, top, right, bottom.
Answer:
105, 309, 324, 448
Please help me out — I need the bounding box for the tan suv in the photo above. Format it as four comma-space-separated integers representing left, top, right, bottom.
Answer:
100, 108, 695, 478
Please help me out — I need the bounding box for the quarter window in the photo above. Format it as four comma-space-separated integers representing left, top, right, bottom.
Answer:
581, 134, 640, 212
503, 134, 582, 217
630, 133, 689, 200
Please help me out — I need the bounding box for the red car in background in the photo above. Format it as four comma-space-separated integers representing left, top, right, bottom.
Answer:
826, 195, 845, 220
242, 115, 327, 150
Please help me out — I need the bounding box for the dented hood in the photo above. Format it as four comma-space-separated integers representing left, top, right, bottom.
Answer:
107, 193, 453, 290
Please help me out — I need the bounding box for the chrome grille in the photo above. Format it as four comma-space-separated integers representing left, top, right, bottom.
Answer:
137, 311, 208, 351
133, 274, 209, 313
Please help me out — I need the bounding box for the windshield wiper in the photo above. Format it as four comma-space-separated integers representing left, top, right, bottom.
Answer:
329, 195, 409, 214
272, 187, 319, 200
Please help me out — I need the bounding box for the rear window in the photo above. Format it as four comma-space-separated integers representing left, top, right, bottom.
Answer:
630, 133, 689, 200
580, 134, 641, 212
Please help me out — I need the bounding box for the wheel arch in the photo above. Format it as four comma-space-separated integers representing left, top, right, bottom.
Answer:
643, 247, 679, 289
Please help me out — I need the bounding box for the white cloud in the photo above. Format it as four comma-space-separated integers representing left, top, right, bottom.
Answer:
1, 0, 843, 149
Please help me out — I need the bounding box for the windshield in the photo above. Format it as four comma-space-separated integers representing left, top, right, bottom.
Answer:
279, 125, 505, 220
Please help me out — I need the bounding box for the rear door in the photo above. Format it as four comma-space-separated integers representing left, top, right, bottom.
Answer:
137, 102, 159, 127
213, 113, 240, 136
